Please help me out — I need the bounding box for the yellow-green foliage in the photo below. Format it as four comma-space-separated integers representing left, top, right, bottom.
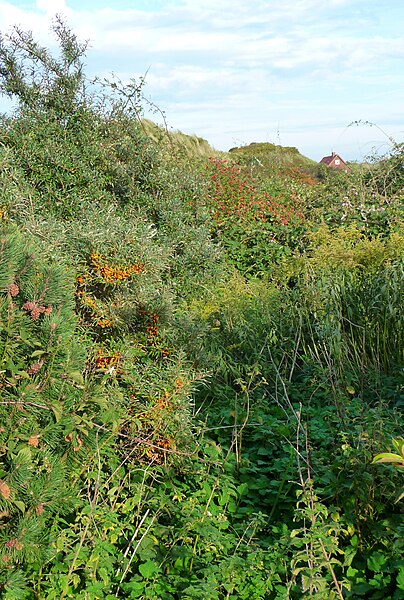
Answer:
306, 224, 404, 272
186, 272, 281, 333
273, 224, 404, 287
140, 118, 222, 159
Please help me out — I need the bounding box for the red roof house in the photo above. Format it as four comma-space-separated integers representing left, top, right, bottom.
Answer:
320, 152, 350, 172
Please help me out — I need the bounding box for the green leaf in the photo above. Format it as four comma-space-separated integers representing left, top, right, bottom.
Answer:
68, 370, 84, 385
13, 500, 26, 512
392, 437, 404, 454
372, 452, 403, 465
396, 488, 404, 503
139, 560, 159, 579
125, 581, 145, 596
347, 566, 358, 578
367, 551, 386, 572
19, 329, 33, 345
237, 483, 249, 496
397, 566, 404, 590
16, 370, 30, 379
51, 402, 63, 423
344, 545, 357, 567
5, 358, 18, 373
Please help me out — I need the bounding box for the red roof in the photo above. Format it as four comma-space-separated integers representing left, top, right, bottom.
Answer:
320, 154, 336, 165
319, 152, 350, 171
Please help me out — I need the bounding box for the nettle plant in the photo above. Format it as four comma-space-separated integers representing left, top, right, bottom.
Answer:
205, 157, 306, 274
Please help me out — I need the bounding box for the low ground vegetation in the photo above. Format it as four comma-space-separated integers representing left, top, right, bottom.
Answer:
0, 21, 403, 599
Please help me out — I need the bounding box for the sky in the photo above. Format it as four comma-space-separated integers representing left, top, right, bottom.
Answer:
0, 0, 403, 162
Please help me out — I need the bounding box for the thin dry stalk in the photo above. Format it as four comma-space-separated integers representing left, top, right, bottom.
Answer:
114, 508, 159, 596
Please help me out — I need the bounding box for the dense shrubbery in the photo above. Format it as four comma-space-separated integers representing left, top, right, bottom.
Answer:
0, 20, 403, 599
204, 157, 307, 274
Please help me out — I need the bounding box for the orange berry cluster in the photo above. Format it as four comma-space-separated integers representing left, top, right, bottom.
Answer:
155, 379, 185, 410
175, 378, 184, 389
146, 312, 159, 337
90, 252, 144, 283
75, 285, 115, 329
93, 350, 122, 373
75, 289, 104, 323
146, 437, 171, 464
97, 317, 114, 329
75, 252, 144, 330
76, 290, 96, 308
138, 308, 160, 338
155, 390, 171, 410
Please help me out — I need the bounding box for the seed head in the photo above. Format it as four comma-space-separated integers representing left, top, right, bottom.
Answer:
28, 362, 42, 375
23, 301, 36, 312
7, 283, 19, 297
30, 307, 41, 320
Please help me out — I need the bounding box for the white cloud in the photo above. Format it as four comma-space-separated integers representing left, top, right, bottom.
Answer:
36, 0, 68, 14
0, 0, 402, 160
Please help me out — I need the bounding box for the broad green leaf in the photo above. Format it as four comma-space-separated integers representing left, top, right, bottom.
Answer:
367, 551, 386, 572
19, 329, 33, 345
139, 560, 159, 579
237, 483, 248, 496
16, 370, 30, 379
